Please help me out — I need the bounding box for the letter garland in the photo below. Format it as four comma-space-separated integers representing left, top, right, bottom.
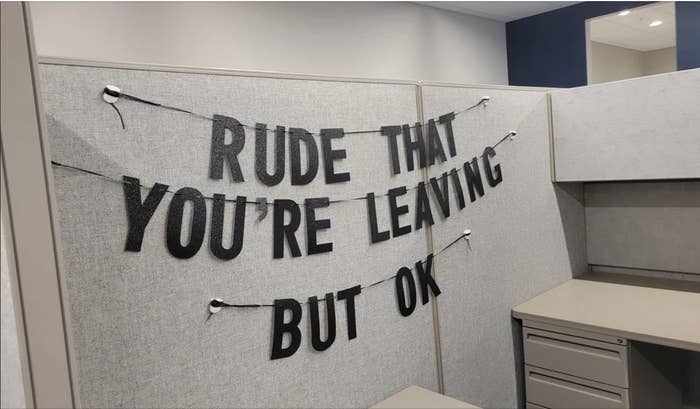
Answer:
51, 132, 515, 260
208, 230, 469, 313
102, 85, 489, 133
49, 130, 516, 209
210, 231, 471, 360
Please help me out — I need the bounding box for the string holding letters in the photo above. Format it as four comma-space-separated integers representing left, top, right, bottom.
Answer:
51, 84, 524, 360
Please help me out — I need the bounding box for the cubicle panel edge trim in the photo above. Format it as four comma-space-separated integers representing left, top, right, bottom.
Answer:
36, 56, 421, 85
38, 58, 562, 93
1, 3, 75, 407
555, 175, 700, 183
546, 94, 556, 183
415, 85, 446, 394
1, 155, 36, 408
418, 80, 553, 92
552, 67, 700, 92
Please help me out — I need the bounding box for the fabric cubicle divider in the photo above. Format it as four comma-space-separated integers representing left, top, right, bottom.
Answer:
584, 181, 700, 276
420, 84, 587, 408
39, 63, 438, 408
38, 61, 586, 408
550, 69, 700, 276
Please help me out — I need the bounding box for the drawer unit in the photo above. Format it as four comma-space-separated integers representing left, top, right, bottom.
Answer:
525, 366, 630, 409
523, 326, 629, 387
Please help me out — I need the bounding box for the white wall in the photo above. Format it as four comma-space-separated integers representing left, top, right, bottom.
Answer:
29, 1, 508, 85
590, 41, 644, 84
590, 41, 677, 84
643, 46, 677, 76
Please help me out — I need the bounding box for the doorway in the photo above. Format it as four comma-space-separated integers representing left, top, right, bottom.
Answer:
586, 2, 677, 84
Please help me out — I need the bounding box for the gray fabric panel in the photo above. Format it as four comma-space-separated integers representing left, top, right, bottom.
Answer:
551, 69, 700, 182
39, 64, 438, 408
420, 86, 587, 408
585, 181, 700, 274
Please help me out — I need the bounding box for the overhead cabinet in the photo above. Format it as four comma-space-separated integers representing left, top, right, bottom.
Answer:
550, 69, 700, 182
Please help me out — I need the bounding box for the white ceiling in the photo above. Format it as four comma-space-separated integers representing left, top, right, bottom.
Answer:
590, 2, 676, 51
416, 1, 578, 22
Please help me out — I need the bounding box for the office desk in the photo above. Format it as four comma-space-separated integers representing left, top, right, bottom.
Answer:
370, 386, 480, 409
513, 275, 700, 352
512, 274, 700, 408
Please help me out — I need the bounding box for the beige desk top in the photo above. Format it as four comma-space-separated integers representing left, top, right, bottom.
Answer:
370, 386, 480, 409
512, 276, 700, 352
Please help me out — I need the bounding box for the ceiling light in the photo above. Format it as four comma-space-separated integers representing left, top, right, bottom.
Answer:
649, 20, 663, 27
618, 10, 630, 16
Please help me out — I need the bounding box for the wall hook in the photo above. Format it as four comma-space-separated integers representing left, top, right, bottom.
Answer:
103, 85, 121, 103
463, 229, 472, 251
209, 298, 224, 314
103, 85, 125, 129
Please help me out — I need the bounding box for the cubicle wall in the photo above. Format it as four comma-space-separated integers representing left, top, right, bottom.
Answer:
551, 69, 700, 279
421, 85, 587, 407
39, 63, 438, 408
37, 62, 586, 407
551, 69, 700, 182
585, 181, 700, 277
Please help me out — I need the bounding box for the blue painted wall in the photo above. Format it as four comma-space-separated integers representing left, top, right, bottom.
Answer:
677, 2, 700, 70
506, 1, 700, 88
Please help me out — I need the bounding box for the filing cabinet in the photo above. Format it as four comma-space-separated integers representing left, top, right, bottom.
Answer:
522, 320, 683, 409
524, 326, 628, 388
525, 366, 629, 408
523, 321, 629, 408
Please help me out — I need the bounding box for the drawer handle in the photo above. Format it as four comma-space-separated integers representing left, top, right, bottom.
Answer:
529, 372, 623, 403
527, 334, 621, 361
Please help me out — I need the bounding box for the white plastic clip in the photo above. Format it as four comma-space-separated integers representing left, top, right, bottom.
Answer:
509, 130, 518, 140
482, 96, 490, 107
209, 298, 224, 314
463, 229, 472, 251
103, 85, 121, 104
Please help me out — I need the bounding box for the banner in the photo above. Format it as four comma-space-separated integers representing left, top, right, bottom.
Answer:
49, 87, 517, 359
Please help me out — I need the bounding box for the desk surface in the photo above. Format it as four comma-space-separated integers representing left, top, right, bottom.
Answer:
512, 276, 700, 352
370, 386, 480, 409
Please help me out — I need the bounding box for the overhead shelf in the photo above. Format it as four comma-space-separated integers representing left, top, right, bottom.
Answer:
550, 69, 700, 182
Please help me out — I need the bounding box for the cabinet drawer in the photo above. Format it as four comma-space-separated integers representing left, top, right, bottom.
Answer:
526, 366, 629, 409
524, 326, 628, 387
